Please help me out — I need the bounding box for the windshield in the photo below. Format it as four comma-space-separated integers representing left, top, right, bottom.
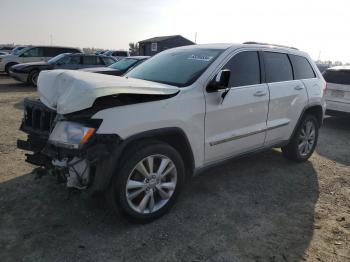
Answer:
125, 49, 223, 87
109, 58, 139, 70
12, 46, 26, 55
48, 53, 70, 64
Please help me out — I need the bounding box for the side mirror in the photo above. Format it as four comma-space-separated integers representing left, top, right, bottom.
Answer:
207, 69, 231, 92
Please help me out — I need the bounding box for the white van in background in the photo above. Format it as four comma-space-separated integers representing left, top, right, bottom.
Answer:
323, 66, 350, 115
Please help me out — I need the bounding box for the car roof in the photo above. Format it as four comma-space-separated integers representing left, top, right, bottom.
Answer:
171, 43, 306, 55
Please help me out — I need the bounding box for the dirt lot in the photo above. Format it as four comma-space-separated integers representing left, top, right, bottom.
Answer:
0, 75, 349, 262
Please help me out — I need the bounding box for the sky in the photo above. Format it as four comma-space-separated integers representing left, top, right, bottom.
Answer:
1, 0, 349, 62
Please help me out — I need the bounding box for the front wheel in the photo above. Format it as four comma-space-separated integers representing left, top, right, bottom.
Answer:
282, 114, 319, 162
107, 141, 185, 223
28, 70, 39, 86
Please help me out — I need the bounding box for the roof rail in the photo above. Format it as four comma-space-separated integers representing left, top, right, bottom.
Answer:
243, 41, 299, 50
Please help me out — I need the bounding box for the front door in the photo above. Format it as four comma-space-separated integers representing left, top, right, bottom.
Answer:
204, 51, 269, 163
19, 47, 45, 63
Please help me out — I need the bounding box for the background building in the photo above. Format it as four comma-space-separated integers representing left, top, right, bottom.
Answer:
138, 35, 195, 56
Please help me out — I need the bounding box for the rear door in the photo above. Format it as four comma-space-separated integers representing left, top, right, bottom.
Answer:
263, 52, 308, 145
204, 51, 269, 163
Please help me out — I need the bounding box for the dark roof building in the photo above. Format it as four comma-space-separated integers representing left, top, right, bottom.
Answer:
138, 35, 195, 56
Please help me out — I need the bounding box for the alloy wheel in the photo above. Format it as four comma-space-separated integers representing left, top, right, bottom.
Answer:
126, 154, 177, 214
297, 120, 316, 156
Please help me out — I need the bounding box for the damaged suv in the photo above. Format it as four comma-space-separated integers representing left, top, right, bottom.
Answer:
18, 43, 326, 222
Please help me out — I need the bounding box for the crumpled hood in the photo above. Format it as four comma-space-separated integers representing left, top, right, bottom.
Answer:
37, 69, 179, 114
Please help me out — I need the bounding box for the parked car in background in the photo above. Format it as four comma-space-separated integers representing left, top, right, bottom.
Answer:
0, 51, 8, 55
81, 56, 149, 76
0, 45, 81, 74
9, 53, 116, 86
18, 43, 326, 222
103, 50, 129, 60
0, 45, 14, 53
323, 66, 350, 115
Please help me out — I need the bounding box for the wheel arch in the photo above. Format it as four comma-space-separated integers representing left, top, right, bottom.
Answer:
290, 104, 324, 141
5, 62, 18, 73
91, 127, 195, 193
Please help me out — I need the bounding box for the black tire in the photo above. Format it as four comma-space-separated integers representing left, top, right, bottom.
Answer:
282, 114, 319, 162
107, 140, 185, 223
28, 70, 39, 86
5, 63, 17, 75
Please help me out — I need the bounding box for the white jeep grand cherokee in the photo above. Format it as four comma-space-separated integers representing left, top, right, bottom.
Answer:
18, 43, 326, 222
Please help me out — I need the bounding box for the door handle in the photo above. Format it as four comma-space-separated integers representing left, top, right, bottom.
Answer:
254, 90, 267, 97
294, 85, 304, 90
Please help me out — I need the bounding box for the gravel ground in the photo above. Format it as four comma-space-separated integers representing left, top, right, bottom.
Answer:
0, 75, 349, 262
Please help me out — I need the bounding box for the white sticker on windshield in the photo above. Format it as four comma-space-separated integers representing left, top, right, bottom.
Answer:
188, 55, 213, 62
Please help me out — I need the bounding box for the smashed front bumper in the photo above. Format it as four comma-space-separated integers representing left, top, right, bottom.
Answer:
17, 98, 120, 191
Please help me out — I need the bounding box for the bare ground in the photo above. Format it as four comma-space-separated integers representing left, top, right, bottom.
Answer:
0, 75, 349, 262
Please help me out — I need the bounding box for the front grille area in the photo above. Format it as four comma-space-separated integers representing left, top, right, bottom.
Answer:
21, 98, 56, 136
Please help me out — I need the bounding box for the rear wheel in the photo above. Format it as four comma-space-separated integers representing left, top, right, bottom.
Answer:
28, 70, 39, 86
107, 141, 185, 223
282, 114, 319, 162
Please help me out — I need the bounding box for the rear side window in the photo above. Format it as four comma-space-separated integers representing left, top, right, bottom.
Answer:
224, 51, 260, 87
263, 52, 293, 83
44, 47, 64, 57
82, 56, 103, 65
289, 55, 316, 79
323, 70, 350, 85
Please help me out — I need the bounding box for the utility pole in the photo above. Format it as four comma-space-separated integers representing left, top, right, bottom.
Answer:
195, 32, 197, 44
50, 34, 53, 46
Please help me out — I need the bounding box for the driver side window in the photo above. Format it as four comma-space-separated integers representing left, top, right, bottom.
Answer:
223, 51, 261, 87
22, 47, 43, 57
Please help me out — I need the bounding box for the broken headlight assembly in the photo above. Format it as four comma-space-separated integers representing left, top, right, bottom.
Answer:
48, 121, 95, 149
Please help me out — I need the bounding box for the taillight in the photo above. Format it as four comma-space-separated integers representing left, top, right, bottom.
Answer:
322, 82, 327, 94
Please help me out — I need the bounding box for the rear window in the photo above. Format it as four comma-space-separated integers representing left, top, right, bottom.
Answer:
263, 52, 293, 83
323, 70, 350, 85
289, 55, 316, 79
